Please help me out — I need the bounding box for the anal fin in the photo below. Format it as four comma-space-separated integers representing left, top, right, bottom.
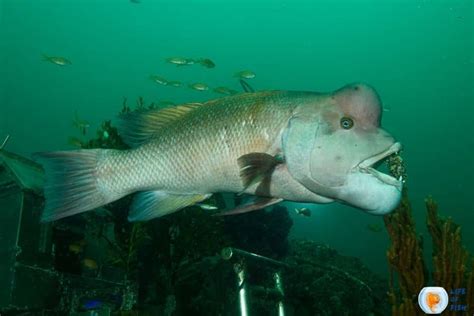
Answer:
128, 191, 211, 221
215, 197, 283, 216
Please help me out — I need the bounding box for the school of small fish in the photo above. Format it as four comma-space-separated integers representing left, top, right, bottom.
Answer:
42, 52, 256, 97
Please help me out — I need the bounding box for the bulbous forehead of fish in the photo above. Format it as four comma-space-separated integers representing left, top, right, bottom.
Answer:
331, 83, 382, 128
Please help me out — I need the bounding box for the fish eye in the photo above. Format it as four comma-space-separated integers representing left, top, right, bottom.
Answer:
340, 117, 354, 129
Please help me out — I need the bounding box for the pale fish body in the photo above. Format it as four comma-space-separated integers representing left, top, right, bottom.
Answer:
43, 54, 72, 66
36, 83, 403, 222
235, 70, 256, 79
150, 75, 169, 86
188, 82, 209, 91
166, 57, 194, 66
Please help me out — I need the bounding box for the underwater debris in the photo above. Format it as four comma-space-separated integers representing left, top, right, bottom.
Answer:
284, 240, 389, 315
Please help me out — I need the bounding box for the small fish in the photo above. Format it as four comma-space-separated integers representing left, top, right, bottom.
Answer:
103, 131, 109, 140
234, 70, 256, 79
197, 203, 218, 210
166, 57, 194, 66
213, 86, 238, 95
189, 82, 209, 91
73, 111, 90, 135
294, 208, 311, 217
68, 243, 83, 254
83, 258, 98, 270
68, 239, 86, 253
367, 223, 383, 233
149, 75, 169, 86
198, 58, 215, 68
167, 81, 183, 87
42, 54, 72, 66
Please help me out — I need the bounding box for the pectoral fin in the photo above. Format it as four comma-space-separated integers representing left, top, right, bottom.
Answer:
128, 191, 211, 221
215, 197, 283, 216
237, 152, 284, 190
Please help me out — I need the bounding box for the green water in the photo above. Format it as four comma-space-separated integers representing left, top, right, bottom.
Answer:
0, 0, 472, 278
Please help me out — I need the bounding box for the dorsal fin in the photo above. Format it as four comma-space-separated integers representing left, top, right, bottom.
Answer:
118, 103, 202, 148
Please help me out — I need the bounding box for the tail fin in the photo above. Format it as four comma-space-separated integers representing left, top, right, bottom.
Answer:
34, 149, 113, 222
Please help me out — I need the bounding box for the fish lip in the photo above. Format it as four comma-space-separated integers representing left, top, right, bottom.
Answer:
356, 142, 403, 189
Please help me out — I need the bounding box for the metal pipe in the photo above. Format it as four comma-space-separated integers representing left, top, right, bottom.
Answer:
221, 247, 290, 268
234, 263, 248, 316
274, 272, 285, 316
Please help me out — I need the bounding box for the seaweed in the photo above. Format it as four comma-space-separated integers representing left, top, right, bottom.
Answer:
384, 154, 474, 315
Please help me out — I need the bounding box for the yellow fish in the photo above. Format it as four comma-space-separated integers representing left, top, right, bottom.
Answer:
83, 258, 98, 270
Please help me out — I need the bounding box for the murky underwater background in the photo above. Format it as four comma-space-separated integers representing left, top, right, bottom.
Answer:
0, 0, 472, 279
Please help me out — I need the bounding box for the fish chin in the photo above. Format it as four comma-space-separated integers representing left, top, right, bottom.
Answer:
338, 170, 402, 215
337, 142, 403, 214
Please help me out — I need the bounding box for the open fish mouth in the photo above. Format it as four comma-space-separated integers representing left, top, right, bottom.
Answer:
356, 142, 403, 189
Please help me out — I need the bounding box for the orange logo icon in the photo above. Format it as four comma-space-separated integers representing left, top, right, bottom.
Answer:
418, 287, 448, 314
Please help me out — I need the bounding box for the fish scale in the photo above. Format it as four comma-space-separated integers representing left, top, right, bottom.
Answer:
102, 92, 298, 196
